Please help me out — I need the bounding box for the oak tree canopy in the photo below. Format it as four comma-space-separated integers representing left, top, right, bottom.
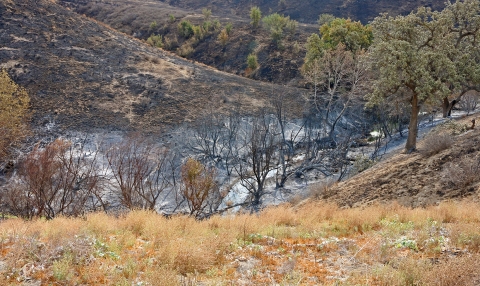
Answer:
367, 0, 480, 152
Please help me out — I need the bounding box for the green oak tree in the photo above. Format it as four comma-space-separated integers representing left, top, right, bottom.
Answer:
319, 18, 373, 53
304, 17, 372, 68
367, 0, 480, 153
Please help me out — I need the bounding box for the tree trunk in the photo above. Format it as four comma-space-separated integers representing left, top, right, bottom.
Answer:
442, 97, 458, 118
405, 93, 420, 153
251, 186, 262, 213
442, 97, 450, 118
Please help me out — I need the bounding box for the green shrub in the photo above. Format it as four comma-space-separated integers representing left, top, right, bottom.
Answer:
247, 53, 258, 70
225, 22, 233, 35
169, 14, 176, 23
213, 19, 221, 31
149, 21, 157, 30
293, 41, 300, 53
263, 13, 286, 41
202, 21, 212, 32
178, 20, 194, 38
202, 8, 212, 21
193, 25, 205, 40
250, 6, 262, 29
146, 34, 163, 48
440, 119, 469, 135
262, 13, 296, 42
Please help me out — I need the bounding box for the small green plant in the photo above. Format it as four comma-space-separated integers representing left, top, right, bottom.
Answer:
193, 25, 205, 40
225, 22, 233, 35
202, 21, 212, 32
146, 34, 163, 48
394, 237, 418, 251
149, 21, 157, 30
456, 233, 480, 252
293, 41, 300, 53
250, 6, 262, 29
247, 53, 258, 70
169, 14, 176, 23
53, 252, 74, 281
94, 239, 120, 260
380, 216, 415, 237
202, 8, 212, 21
213, 19, 221, 31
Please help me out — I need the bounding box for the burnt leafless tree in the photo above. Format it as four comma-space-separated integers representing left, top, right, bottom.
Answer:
235, 113, 279, 211
219, 110, 242, 176
459, 91, 479, 115
190, 109, 242, 177
270, 88, 303, 188
105, 136, 173, 211
302, 44, 367, 141
1, 138, 105, 219
190, 111, 225, 162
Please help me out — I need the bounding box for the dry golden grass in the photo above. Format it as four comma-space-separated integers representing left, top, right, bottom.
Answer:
0, 201, 479, 285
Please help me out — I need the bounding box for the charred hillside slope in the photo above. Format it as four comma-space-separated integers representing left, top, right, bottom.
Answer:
0, 0, 303, 133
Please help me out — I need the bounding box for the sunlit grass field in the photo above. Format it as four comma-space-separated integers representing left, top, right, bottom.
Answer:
0, 200, 479, 285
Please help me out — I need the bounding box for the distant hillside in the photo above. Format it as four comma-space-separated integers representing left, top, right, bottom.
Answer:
152, 0, 446, 24
0, 0, 303, 133
61, 0, 316, 86
60, 0, 446, 87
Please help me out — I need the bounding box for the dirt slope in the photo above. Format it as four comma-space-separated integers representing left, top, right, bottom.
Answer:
324, 115, 480, 208
0, 0, 304, 133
